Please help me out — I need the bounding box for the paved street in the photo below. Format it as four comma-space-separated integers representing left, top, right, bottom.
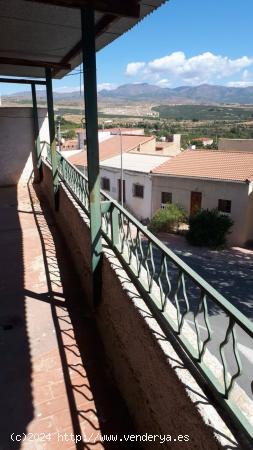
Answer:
153, 233, 253, 398
157, 233, 253, 319
122, 224, 253, 398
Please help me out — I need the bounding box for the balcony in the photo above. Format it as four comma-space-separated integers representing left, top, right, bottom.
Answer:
0, 1, 252, 448
0, 117, 252, 449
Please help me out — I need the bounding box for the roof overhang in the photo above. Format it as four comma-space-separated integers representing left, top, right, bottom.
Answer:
151, 173, 248, 184
0, 0, 166, 79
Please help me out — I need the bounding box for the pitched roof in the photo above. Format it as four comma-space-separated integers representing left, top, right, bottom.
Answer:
101, 153, 170, 173
68, 135, 155, 166
193, 137, 213, 142
100, 128, 144, 135
152, 150, 253, 182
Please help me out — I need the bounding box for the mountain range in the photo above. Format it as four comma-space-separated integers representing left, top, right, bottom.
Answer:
99, 83, 253, 104
3, 83, 253, 105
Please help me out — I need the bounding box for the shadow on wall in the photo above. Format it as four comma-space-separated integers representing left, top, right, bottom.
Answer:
0, 107, 48, 186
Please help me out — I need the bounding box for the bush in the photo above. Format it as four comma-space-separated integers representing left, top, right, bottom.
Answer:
149, 203, 187, 233
64, 129, 76, 139
186, 209, 233, 248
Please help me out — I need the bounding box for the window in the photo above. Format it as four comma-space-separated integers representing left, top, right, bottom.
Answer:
133, 184, 144, 198
161, 192, 172, 205
218, 199, 231, 213
101, 177, 110, 191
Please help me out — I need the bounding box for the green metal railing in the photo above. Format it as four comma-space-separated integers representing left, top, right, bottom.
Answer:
45, 148, 253, 442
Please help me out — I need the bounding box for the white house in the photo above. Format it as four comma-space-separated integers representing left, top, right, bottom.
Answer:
99, 153, 169, 221
151, 150, 253, 246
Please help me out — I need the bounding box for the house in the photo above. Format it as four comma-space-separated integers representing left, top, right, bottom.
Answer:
100, 153, 169, 221
68, 134, 157, 170
192, 137, 214, 147
61, 138, 79, 150
151, 150, 253, 246
68, 134, 171, 221
76, 127, 145, 149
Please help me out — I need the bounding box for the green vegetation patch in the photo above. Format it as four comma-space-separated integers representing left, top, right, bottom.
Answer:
152, 104, 253, 121
149, 203, 187, 233
186, 209, 233, 248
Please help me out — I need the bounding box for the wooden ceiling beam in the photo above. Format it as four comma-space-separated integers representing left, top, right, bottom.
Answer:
0, 57, 71, 70
26, 0, 140, 18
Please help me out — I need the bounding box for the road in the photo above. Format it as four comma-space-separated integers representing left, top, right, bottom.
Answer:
125, 229, 253, 400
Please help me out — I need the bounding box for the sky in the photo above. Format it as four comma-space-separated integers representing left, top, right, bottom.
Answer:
2, 0, 253, 94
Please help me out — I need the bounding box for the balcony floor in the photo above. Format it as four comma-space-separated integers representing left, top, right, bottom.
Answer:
0, 181, 139, 450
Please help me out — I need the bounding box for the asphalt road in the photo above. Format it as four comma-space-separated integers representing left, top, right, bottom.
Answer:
131, 232, 253, 400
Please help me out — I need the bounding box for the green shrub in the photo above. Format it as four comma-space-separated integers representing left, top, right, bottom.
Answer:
149, 203, 187, 233
186, 209, 233, 248
64, 129, 76, 139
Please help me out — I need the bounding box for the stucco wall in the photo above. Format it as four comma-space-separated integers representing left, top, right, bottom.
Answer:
99, 167, 152, 221
38, 160, 242, 449
218, 139, 253, 152
0, 107, 49, 186
243, 181, 253, 244
152, 175, 251, 246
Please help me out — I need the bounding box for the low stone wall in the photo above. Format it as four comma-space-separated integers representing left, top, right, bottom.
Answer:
40, 160, 242, 450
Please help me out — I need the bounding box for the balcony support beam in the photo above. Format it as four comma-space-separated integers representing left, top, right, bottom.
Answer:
45, 68, 59, 209
0, 77, 46, 85
31, 83, 42, 182
81, 8, 102, 305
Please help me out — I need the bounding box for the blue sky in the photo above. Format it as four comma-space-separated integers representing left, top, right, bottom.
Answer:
2, 0, 253, 94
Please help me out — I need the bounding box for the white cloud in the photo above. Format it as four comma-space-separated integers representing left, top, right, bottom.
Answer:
97, 82, 117, 91
53, 83, 117, 93
54, 86, 83, 93
125, 51, 253, 86
227, 81, 253, 87
125, 62, 146, 76
156, 78, 171, 87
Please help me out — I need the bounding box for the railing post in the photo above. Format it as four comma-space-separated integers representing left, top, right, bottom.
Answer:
31, 83, 42, 182
81, 8, 103, 305
45, 67, 59, 209
111, 205, 119, 247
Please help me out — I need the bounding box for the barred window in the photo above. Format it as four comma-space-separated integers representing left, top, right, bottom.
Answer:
101, 177, 110, 191
161, 192, 172, 204
218, 199, 231, 213
133, 184, 144, 198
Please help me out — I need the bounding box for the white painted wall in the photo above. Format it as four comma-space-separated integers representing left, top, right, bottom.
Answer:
0, 107, 49, 185
100, 167, 153, 222
152, 175, 252, 246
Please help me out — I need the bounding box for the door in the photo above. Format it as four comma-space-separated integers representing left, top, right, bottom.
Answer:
190, 191, 202, 215
118, 179, 126, 203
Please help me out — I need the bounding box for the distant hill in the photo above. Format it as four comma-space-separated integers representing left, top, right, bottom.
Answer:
99, 83, 253, 104
3, 83, 253, 105
2, 89, 82, 102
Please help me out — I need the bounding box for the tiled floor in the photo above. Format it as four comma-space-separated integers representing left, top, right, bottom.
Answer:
0, 181, 139, 450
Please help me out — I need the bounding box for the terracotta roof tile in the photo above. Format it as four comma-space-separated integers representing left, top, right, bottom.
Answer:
68, 135, 155, 166
152, 150, 253, 182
